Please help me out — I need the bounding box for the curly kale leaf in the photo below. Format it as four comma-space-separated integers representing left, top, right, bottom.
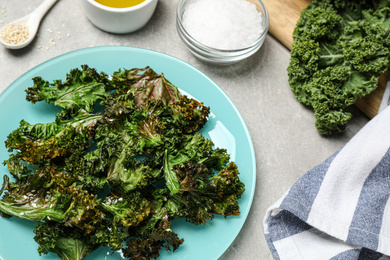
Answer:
3, 153, 31, 181
288, 0, 390, 134
26, 65, 109, 119
110, 67, 180, 106
101, 192, 151, 228
122, 212, 184, 260
160, 132, 215, 195
4, 111, 102, 165
109, 67, 210, 134
34, 222, 99, 260
0, 166, 104, 233
164, 161, 245, 225
34, 220, 128, 260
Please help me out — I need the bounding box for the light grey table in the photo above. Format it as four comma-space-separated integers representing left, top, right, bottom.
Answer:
0, 0, 370, 259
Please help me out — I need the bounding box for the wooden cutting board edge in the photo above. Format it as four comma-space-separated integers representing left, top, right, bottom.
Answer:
262, 0, 388, 119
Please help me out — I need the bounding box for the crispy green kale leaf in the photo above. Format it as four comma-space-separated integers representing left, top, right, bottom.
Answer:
34, 220, 127, 260
164, 161, 245, 225
109, 67, 210, 134
5, 110, 102, 165
34, 222, 100, 260
26, 65, 109, 119
0, 166, 105, 233
122, 212, 183, 260
101, 192, 151, 228
288, 0, 390, 134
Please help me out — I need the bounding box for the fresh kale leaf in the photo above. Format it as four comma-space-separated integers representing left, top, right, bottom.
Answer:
288, 0, 390, 134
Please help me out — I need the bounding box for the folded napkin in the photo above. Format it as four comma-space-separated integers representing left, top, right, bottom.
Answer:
264, 95, 390, 259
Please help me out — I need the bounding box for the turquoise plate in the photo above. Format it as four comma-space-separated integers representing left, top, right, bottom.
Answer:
0, 46, 256, 260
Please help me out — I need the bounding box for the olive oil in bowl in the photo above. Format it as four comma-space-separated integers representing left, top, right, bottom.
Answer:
95, 0, 145, 8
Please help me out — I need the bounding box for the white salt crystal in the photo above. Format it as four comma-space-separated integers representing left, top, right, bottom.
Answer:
182, 0, 264, 50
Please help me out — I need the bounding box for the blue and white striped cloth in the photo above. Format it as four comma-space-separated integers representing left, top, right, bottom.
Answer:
264, 77, 390, 259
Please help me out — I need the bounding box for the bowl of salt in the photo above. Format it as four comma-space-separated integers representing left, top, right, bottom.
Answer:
176, 0, 269, 64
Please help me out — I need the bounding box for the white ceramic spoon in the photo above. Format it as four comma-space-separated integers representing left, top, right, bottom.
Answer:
0, 0, 58, 49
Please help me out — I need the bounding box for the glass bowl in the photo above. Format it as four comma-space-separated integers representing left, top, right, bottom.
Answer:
176, 0, 269, 64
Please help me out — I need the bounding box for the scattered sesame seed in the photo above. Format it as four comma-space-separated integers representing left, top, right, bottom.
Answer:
49, 39, 56, 46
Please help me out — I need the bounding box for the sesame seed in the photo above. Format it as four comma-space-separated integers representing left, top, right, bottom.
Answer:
49, 39, 56, 46
0, 23, 29, 44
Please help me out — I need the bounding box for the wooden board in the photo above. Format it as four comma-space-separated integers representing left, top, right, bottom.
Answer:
262, 0, 388, 119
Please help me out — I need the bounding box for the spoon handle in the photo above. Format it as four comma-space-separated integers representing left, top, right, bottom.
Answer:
30, 0, 58, 23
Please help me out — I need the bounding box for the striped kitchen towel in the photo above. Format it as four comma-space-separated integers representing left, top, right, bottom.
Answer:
378, 74, 390, 113
264, 104, 390, 259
